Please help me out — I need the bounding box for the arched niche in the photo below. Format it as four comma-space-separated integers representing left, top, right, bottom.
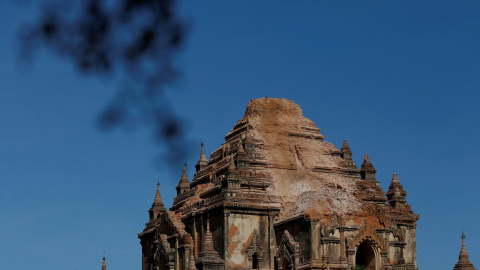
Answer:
355, 239, 380, 270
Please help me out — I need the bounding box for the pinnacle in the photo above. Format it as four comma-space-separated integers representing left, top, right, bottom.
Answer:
340, 139, 353, 161
341, 140, 352, 153
176, 163, 191, 193
151, 181, 167, 212
392, 173, 399, 183
154, 182, 163, 205
203, 221, 215, 252
459, 231, 469, 261
188, 247, 197, 270
195, 142, 209, 171
199, 142, 208, 162
364, 153, 371, 165
386, 173, 407, 206
453, 231, 476, 270
101, 255, 107, 270
197, 219, 222, 262
202, 221, 218, 256
360, 153, 377, 179
181, 163, 189, 182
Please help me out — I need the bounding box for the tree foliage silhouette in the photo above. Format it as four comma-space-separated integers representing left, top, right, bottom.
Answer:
21, 0, 189, 165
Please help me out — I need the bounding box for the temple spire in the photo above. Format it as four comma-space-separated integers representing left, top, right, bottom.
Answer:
360, 153, 377, 180
459, 231, 469, 262
149, 181, 167, 220
197, 219, 222, 259
154, 181, 164, 205
453, 231, 477, 270
357, 154, 386, 203
177, 163, 190, 194
203, 221, 216, 253
339, 139, 356, 168
187, 247, 197, 270
196, 218, 224, 269
181, 162, 188, 180
340, 140, 353, 160
386, 173, 407, 207
195, 142, 209, 171
101, 255, 106, 270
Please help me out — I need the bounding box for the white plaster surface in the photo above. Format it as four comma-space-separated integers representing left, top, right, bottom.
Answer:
230, 215, 260, 265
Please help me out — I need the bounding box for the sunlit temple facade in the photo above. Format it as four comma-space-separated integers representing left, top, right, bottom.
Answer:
138, 98, 421, 270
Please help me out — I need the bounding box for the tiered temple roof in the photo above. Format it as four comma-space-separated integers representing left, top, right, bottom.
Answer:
139, 98, 423, 270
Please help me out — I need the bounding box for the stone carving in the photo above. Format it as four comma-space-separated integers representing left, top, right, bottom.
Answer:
246, 231, 264, 261
276, 231, 299, 270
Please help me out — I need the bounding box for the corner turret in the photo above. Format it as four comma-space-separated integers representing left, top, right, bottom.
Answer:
176, 163, 190, 195
196, 219, 224, 270
340, 140, 352, 160
340, 139, 357, 169
195, 142, 209, 171
188, 248, 198, 270
148, 181, 167, 221
223, 155, 241, 195
357, 154, 387, 203
360, 153, 377, 180
386, 173, 407, 207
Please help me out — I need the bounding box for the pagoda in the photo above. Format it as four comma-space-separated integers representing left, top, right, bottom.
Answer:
139, 98, 420, 270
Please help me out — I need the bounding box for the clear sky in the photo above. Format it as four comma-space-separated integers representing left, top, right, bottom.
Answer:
1, 1, 479, 269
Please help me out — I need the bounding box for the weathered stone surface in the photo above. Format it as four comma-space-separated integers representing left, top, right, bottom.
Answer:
139, 98, 421, 270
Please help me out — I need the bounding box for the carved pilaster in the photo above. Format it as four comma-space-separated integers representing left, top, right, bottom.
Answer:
193, 215, 198, 256
398, 242, 406, 265
269, 214, 276, 268
223, 212, 230, 265
339, 227, 346, 263
310, 219, 320, 263
390, 241, 406, 265
175, 237, 179, 270
381, 250, 390, 267
200, 215, 204, 253
346, 249, 355, 268
294, 242, 300, 270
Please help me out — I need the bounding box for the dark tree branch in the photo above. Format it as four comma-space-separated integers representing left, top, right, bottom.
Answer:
20, 0, 190, 168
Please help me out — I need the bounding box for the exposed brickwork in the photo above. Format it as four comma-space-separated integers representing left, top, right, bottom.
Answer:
139, 98, 421, 270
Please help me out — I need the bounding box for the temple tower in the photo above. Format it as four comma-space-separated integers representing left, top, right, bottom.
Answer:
177, 163, 191, 195
386, 173, 407, 208
139, 98, 420, 270
195, 220, 224, 270
195, 142, 209, 172
101, 256, 107, 270
453, 232, 477, 270
149, 181, 167, 221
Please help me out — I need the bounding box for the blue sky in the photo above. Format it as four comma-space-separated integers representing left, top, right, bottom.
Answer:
1, 1, 479, 269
